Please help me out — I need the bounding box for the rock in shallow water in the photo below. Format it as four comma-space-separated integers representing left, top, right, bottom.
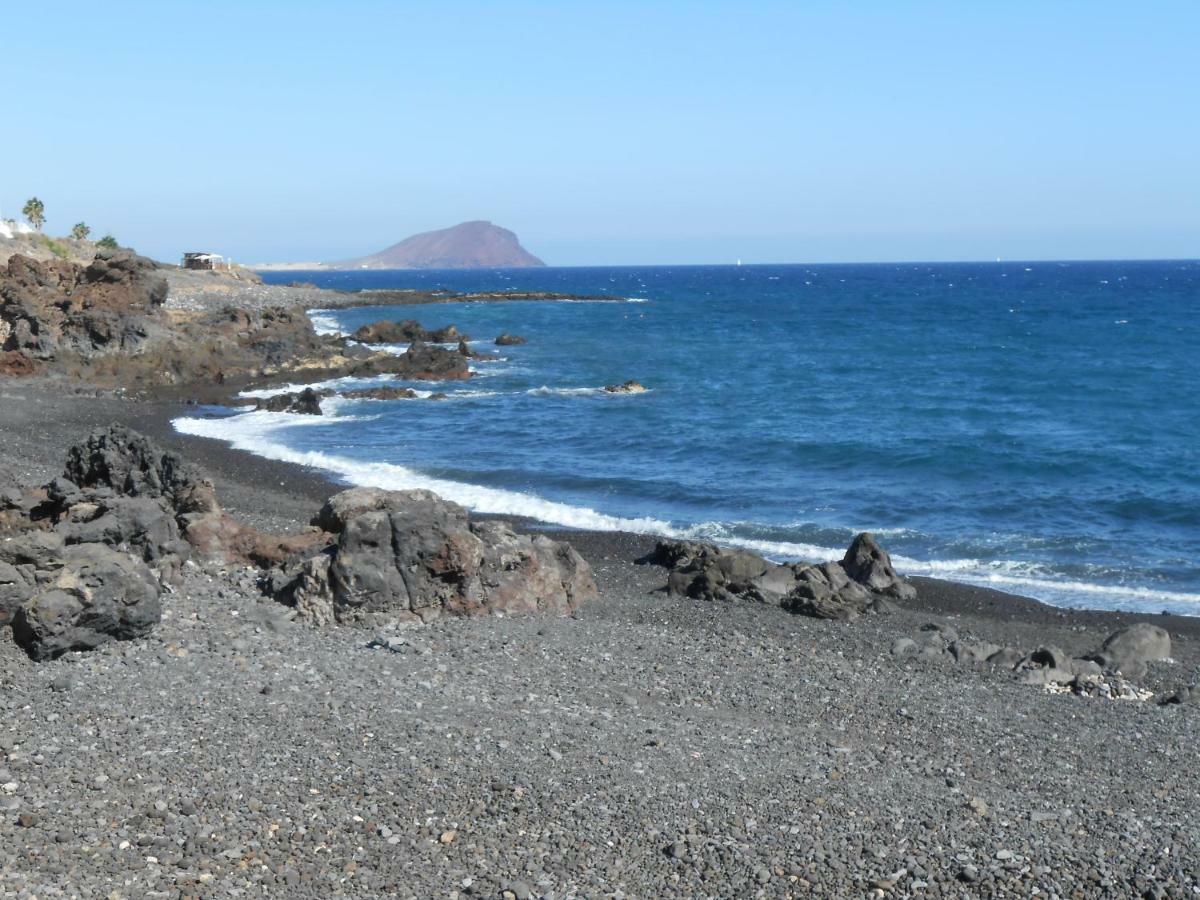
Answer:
254, 387, 326, 414
352, 319, 462, 344
603, 380, 647, 394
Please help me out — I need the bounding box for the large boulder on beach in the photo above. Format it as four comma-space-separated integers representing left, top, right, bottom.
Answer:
54, 495, 191, 584
840, 533, 916, 600
1090, 623, 1172, 676
647, 541, 778, 603
10, 543, 161, 660
311, 486, 406, 534
278, 488, 597, 625
0, 562, 33, 627
641, 532, 915, 620
784, 561, 878, 620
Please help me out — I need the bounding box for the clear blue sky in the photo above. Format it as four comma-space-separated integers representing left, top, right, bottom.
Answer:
2, 1, 1197, 265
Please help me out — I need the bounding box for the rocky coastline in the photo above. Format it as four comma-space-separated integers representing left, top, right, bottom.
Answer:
0, 248, 1197, 897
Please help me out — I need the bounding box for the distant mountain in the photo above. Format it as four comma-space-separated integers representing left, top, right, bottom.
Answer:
330, 221, 545, 269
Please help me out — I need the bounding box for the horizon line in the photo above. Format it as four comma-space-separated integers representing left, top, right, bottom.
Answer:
250, 256, 1200, 271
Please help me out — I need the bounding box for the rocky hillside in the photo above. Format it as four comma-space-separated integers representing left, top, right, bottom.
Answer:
330, 220, 546, 269
0, 232, 105, 268
0, 250, 471, 390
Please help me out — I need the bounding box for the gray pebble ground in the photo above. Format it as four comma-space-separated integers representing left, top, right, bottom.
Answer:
2, 551, 1198, 899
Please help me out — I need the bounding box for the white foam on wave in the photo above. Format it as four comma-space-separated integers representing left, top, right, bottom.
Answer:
238, 374, 403, 399
526, 385, 653, 398
468, 365, 514, 378
671, 522, 841, 561
526, 386, 603, 397
345, 340, 410, 356
891, 555, 1200, 610
307, 309, 344, 336
446, 389, 502, 399
173, 411, 677, 535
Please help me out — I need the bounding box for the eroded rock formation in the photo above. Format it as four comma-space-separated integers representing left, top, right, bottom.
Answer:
271, 487, 597, 626
0, 250, 168, 361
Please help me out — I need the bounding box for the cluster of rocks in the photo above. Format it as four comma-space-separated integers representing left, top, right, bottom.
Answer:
269, 487, 597, 628
349, 319, 520, 362
640, 532, 915, 620
0, 427, 324, 658
892, 621, 1175, 701
0, 249, 168, 363
0, 428, 600, 659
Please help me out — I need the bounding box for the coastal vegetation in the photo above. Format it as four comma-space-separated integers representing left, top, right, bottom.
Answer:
21, 197, 44, 231
41, 236, 69, 260
70, 222, 90, 240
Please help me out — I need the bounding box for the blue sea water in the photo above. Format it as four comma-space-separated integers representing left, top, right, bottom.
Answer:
177, 262, 1200, 613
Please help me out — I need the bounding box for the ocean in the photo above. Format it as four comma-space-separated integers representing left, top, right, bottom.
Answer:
175, 261, 1200, 614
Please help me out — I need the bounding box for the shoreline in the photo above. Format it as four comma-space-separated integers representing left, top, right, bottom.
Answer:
157, 413, 1200, 640
165, 394, 1200, 629
7, 375, 1196, 639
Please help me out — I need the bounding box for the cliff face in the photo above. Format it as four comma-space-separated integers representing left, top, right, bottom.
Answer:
332, 221, 545, 269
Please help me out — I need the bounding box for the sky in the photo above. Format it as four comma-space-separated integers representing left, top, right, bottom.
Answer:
2, 1, 1197, 266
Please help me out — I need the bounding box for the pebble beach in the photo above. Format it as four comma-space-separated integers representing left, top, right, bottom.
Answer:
0, 371, 1198, 899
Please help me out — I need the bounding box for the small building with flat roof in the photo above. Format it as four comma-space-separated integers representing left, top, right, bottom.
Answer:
182, 252, 225, 270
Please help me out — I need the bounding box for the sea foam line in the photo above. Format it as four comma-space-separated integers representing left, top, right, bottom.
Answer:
174, 412, 679, 536
172, 411, 1200, 613
238, 374, 414, 399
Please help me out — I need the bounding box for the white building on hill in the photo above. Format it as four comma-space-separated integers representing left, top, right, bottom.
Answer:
0, 204, 36, 240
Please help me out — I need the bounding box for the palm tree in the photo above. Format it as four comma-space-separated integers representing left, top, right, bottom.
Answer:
71, 222, 91, 240
22, 198, 45, 231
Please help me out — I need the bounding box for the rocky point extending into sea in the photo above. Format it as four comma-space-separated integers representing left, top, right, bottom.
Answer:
0, 246, 1196, 898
